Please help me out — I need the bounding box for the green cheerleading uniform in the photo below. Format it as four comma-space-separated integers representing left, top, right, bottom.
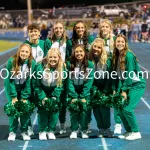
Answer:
45, 38, 68, 124
24, 39, 47, 63
112, 50, 146, 132
102, 35, 122, 124
103, 35, 116, 58
66, 35, 94, 124
32, 62, 65, 132
24, 38, 47, 127
92, 58, 112, 129
66, 35, 95, 57
4, 57, 36, 133
67, 60, 94, 132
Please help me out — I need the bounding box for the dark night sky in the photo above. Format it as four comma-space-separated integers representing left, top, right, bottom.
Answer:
0, 0, 145, 10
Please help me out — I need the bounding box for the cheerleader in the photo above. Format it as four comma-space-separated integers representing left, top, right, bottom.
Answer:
4, 44, 36, 141
98, 19, 116, 57
45, 21, 69, 134
67, 44, 94, 139
89, 38, 113, 137
32, 48, 65, 140
25, 23, 47, 62
112, 34, 146, 140
67, 20, 94, 132
99, 19, 122, 134
67, 20, 95, 55
24, 23, 48, 136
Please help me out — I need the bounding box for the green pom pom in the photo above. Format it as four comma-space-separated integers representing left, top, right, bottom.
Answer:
4, 100, 35, 118
112, 92, 129, 109
90, 89, 112, 108
67, 100, 81, 113
39, 98, 61, 113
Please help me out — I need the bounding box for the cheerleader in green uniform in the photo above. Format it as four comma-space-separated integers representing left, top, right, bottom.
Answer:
112, 34, 146, 140
67, 44, 94, 139
67, 20, 94, 55
24, 23, 48, 136
25, 23, 47, 62
67, 20, 94, 132
32, 48, 65, 140
4, 44, 36, 141
45, 21, 69, 134
89, 38, 113, 137
99, 19, 122, 134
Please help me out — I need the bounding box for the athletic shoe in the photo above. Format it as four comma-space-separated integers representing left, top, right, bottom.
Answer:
105, 128, 113, 137
22, 132, 31, 141
47, 132, 56, 140
98, 129, 105, 138
125, 132, 141, 140
114, 124, 122, 134
27, 126, 34, 136
8, 132, 16, 141
39, 132, 47, 140
59, 123, 66, 134
81, 132, 89, 139
70, 131, 77, 139
118, 132, 132, 139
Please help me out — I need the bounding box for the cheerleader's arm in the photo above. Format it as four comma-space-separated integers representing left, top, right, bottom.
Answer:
32, 63, 47, 101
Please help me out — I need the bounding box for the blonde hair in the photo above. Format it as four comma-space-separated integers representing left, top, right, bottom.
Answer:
49, 21, 68, 46
89, 38, 108, 67
99, 19, 114, 51
45, 48, 64, 87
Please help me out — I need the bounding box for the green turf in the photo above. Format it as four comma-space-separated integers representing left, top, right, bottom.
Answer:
0, 40, 22, 52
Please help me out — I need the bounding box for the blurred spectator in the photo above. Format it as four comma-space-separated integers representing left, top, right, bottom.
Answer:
141, 20, 148, 42
40, 23, 49, 40
131, 20, 140, 42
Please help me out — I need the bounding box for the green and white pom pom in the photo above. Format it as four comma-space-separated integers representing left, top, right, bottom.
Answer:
39, 98, 61, 113
112, 92, 129, 109
4, 100, 35, 118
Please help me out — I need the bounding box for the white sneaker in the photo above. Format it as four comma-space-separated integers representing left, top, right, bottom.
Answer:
125, 132, 141, 140
118, 132, 132, 139
22, 132, 31, 141
27, 126, 34, 136
105, 128, 113, 138
8, 132, 16, 141
59, 123, 66, 134
81, 132, 89, 139
98, 129, 105, 138
70, 131, 77, 139
39, 132, 47, 140
47, 132, 56, 140
114, 124, 122, 134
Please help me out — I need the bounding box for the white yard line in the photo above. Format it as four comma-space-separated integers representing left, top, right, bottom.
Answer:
101, 138, 109, 150
22, 113, 38, 150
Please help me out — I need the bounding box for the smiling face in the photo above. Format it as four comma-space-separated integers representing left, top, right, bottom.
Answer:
92, 42, 102, 57
28, 29, 40, 41
19, 45, 31, 61
74, 46, 85, 61
48, 52, 59, 68
115, 37, 126, 52
54, 23, 64, 39
75, 22, 85, 38
100, 22, 111, 37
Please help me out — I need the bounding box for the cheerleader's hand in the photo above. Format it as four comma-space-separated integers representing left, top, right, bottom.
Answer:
12, 98, 18, 105
21, 99, 27, 103
42, 97, 48, 105
121, 92, 127, 100
113, 91, 116, 95
81, 99, 86, 103
71, 99, 78, 103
